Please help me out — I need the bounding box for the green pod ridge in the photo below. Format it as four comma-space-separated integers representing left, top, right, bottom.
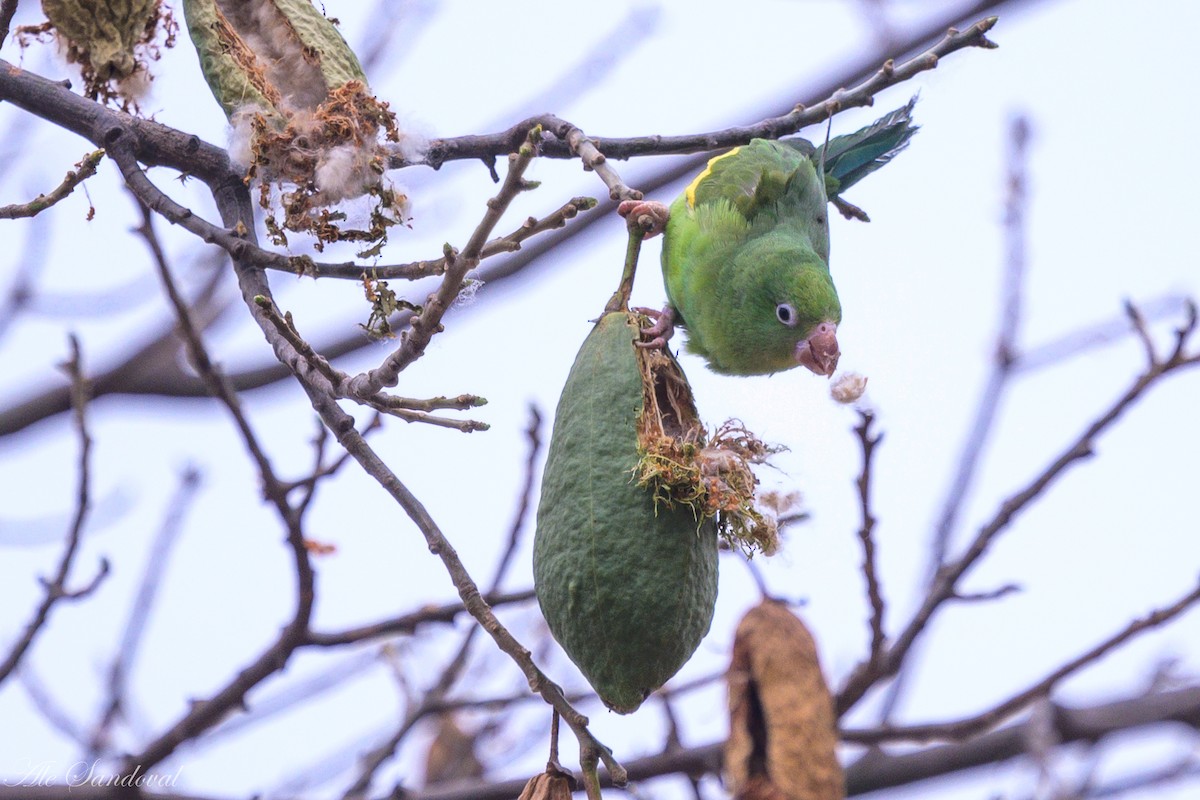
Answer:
272, 0, 366, 90
534, 312, 718, 714
181, 0, 276, 119
181, 0, 367, 120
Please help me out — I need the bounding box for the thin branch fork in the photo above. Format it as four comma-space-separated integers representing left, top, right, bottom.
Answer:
341, 127, 545, 399
0, 148, 104, 219
121, 203, 318, 776
251, 295, 489, 432
0, 13, 997, 287
853, 410, 887, 672
185, 142, 628, 787
0, 335, 108, 685
837, 301, 1200, 715
842, 575, 1200, 745
280, 194, 599, 282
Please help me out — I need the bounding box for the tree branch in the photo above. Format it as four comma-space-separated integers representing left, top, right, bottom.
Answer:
341, 128, 543, 398
0, 2, 1015, 438
410, 17, 998, 169
121, 194, 316, 775
837, 300, 1200, 714
0, 148, 103, 219
853, 410, 888, 674
0, 334, 106, 685
844, 575, 1200, 744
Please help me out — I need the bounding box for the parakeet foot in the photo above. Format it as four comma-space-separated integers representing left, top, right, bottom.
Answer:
618, 200, 671, 238
831, 196, 870, 222
634, 305, 676, 349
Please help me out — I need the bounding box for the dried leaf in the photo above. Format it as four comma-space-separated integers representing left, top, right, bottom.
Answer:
726, 599, 843, 800
516, 769, 574, 800
422, 714, 483, 787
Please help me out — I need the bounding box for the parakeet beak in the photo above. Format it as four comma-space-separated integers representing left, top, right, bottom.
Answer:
795, 321, 839, 377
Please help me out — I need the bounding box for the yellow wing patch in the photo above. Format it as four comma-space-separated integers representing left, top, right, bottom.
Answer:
685, 147, 742, 209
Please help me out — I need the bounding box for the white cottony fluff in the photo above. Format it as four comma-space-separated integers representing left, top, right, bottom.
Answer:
830, 372, 869, 404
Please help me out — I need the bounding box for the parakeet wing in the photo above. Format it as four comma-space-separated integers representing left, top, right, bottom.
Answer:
684, 140, 819, 225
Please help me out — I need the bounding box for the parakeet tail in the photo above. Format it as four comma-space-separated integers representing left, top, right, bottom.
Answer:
817, 96, 919, 196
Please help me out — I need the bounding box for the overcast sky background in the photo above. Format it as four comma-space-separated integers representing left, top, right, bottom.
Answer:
2, 1, 1199, 798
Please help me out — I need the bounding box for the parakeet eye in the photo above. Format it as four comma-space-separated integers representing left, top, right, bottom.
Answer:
776, 303, 798, 327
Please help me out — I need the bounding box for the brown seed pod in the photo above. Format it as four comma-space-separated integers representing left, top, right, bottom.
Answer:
516, 767, 575, 800
33, 0, 176, 108
726, 599, 844, 800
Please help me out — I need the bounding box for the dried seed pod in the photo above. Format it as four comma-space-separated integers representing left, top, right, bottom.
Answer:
36, 0, 175, 107
181, 0, 408, 252
534, 311, 719, 713
516, 768, 575, 800
181, 0, 366, 120
726, 600, 843, 800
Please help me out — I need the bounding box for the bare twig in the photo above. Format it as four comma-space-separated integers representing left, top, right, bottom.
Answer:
0, 149, 103, 219
87, 465, 203, 758
853, 411, 887, 672
419, 668, 724, 717
343, 128, 544, 398
291, 414, 385, 516
0, 335, 107, 685
1014, 293, 1192, 372
837, 301, 1200, 715
342, 406, 543, 796
878, 115, 1031, 722
843, 576, 1200, 744
363, 394, 490, 432
951, 583, 1022, 603
409, 17, 999, 169
488, 405, 543, 592
18, 668, 90, 746
307, 589, 536, 648
122, 196, 316, 775
564, 122, 641, 203
257, 194, 598, 281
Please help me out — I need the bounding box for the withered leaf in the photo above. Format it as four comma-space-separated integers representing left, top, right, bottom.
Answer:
422, 714, 484, 787
726, 599, 843, 800
516, 768, 575, 800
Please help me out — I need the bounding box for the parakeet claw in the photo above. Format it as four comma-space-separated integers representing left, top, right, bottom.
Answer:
795, 321, 840, 377
618, 199, 671, 239
634, 305, 676, 349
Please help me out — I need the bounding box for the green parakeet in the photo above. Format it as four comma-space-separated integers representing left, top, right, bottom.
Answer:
643, 99, 917, 376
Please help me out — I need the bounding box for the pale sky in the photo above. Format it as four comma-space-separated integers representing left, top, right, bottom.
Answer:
2, 1, 1198, 798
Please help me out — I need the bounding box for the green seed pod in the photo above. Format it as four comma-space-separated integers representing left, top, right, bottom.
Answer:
181, 0, 367, 119
534, 312, 719, 714
39, 0, 169, 105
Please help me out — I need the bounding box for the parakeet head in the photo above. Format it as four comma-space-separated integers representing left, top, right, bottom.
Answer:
715, 234, 842, 377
